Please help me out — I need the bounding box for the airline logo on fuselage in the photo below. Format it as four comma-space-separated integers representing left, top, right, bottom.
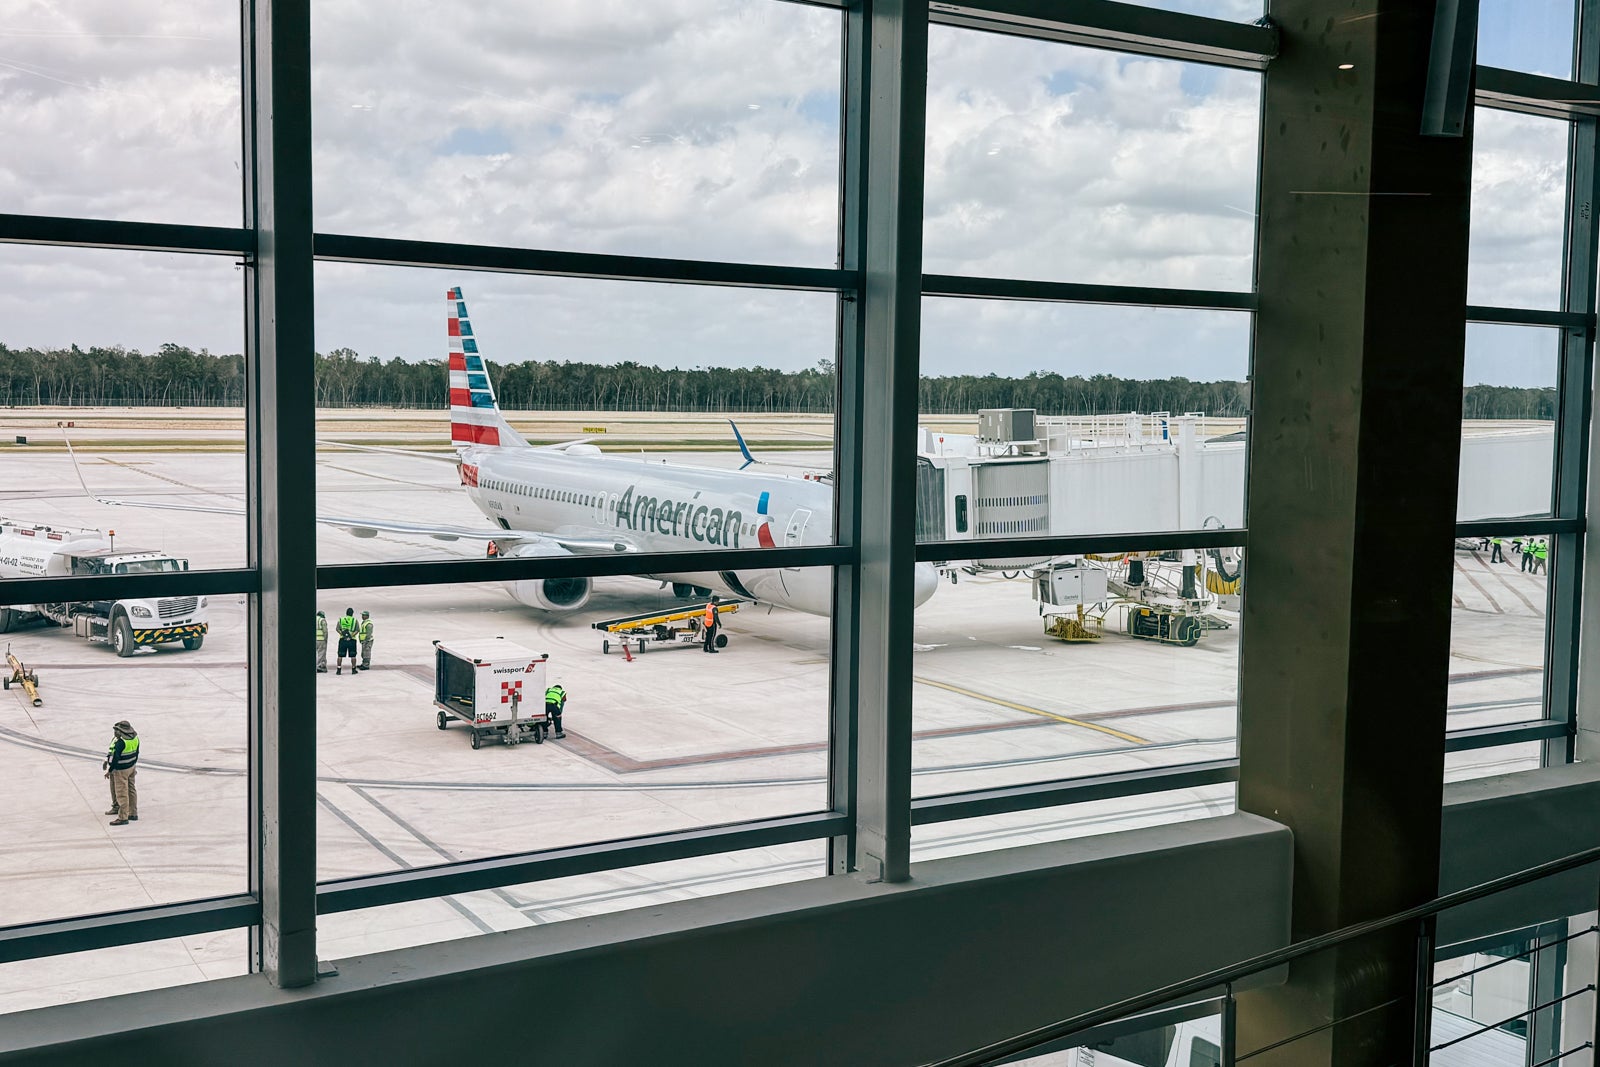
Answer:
615, 484, 744, 548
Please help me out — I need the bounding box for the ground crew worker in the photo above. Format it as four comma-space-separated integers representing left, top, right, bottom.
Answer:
1533, 538, 1549, 575
335, 607, 359, 675
358, 611, 375, 672
1521, 538, 1534, 572
103, 720, 140, 825
1489, 536, 1505, 564
544, 683, 567, 739
315, 610, 328, 673
702, 595, 721, 654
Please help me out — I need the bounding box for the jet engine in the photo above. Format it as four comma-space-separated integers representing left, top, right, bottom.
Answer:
496, 541, 593, 612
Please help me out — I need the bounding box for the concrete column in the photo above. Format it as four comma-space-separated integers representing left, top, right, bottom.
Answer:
1236, 1, 1472, 1062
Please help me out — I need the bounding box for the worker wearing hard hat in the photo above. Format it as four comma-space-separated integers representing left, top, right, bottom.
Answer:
544, 683, 567, 740
358, 611, 375, 672
335, 608, 359, 675
702, 595, 721, 654
103, 720, 140, 826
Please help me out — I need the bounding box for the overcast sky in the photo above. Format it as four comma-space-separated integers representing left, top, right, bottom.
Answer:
0, 0, 1572, 391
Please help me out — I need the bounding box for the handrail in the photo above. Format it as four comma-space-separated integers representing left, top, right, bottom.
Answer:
926, 841, 1600, 1067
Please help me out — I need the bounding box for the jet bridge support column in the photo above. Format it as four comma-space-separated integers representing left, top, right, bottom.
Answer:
1236, 1, 1472, 1063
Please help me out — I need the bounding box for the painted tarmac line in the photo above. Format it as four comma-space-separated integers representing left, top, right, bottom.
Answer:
913, 676, 1150, 745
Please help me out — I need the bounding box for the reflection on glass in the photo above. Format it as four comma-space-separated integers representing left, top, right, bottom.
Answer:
1449, 534, 1548, 736
315, 575, 831, 882
1432, 942, 1533, 1058
1460, 324, 1558, 520
987, 1008, 1227, 1066
0, 246, 248, 571
311, 0, 842, 265
911, 550, 1241, 799
0, 593, 249, 928
320, 842, 824, 958
1469, 109, 1569, 311
314, 267, 838, 566
0, 2, 242, 225
919, 299, 1249, 541
1479, 0, 1575, 79
924, 28, 1260, 289
0, 930, 247, 1016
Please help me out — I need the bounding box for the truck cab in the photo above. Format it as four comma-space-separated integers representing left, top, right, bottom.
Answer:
61, 550, 208, 657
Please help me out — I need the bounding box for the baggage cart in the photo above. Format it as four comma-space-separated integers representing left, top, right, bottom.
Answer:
432, 638, 550, 749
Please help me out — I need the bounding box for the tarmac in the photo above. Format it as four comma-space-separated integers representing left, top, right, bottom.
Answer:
0, 411, 1549, 1013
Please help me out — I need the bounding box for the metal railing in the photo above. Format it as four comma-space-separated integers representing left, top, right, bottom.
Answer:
928, 843, 1600, 1066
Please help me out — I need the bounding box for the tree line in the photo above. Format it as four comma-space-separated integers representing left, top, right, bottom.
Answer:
0, 343, 1557, 419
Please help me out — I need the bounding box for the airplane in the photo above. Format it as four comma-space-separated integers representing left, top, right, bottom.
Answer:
68, 288, 942, 620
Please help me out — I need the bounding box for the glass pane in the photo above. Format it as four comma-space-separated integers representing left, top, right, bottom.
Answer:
315, 573, 831, 882
0, 930, 247, 1016
1450, 532, 1549, 734
1432, 942, 1534, 1059
1460, 324, 1558, 521
0, 2, 242, 226
924, 29, 1260, 289
918, 300, 1250, 543
0, 246, 247, 570
1469, 109, 1569, 311
0, 593, 248, 927
911, 547, 1241, 799
1124, 0, 1262, 15
910, 785, 1235, 863
311, 0, 842, 266
1479, 0, 1575, 79
315, 266, 837, 566
320, 841, 824, 957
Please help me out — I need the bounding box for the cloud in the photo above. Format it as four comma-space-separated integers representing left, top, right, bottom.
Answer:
0, 0, 1577, 388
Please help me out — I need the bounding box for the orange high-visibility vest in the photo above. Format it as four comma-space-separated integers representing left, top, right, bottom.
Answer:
704, 603, 716, 626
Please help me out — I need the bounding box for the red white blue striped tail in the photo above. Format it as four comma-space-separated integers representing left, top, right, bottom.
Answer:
447, 288, 526, 449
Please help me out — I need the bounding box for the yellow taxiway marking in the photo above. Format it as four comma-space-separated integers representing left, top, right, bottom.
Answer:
914, 677, 1150, 745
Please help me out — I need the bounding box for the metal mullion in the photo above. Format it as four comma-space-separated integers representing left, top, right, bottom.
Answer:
314, 545, 853, 591
247, 0, 318, 990
1444, 720, 1570, 752
927, 0, 1278, 71
0, 213, 253, 256
0, 568, 260, 607
915, 529, 1245, 562
313, 232, 851, 293
315, 812, 848, 915
827, 0, 868, 879
1477, 67, 1600, 118
1455, 518, 1583, 538
910, 759, 1239, 826
1467, 305, 1594, 330
0, 895, 259, 966
922, 273, 1257, 311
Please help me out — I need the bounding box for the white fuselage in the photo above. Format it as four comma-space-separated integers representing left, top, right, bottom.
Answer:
460, 446, 937, 616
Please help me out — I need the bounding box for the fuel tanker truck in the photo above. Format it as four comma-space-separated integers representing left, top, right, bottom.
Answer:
0, 519, 208, 657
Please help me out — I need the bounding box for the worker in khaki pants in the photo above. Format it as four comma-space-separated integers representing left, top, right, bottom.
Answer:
103, 720, 140, 825
358, 611, 375, 672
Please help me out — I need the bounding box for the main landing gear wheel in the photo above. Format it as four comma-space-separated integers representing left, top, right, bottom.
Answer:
112, 616, 135, 658
183, 635, 204, 651
437, 711, 448, 731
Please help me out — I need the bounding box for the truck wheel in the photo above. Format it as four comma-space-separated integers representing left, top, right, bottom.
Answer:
437, 711, 448, 731
112, 616, 135, 658
182, 635, 205, 651
470, 731, 481, 750
0, 608, 12, 634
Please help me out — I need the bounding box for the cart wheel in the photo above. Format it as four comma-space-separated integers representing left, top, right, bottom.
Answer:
602, 640, 610, 655
534, 726, 544, 744
715, 633, 729, 649
637, 638, 646, 653
2, 678, 8, 690
437, 711, 448, 731
469, 731, 481, 750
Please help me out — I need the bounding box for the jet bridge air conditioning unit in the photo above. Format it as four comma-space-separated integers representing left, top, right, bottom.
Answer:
977, 408, 1038, 446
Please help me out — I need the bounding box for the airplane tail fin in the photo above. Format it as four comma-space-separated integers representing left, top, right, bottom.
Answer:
447, 287, 528, 449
